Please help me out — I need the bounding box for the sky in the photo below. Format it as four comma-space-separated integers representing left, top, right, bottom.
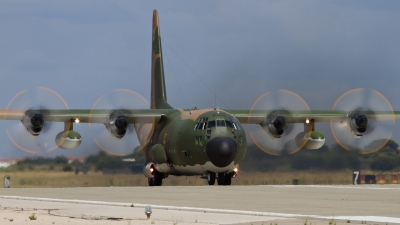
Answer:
1, 0, 400, 158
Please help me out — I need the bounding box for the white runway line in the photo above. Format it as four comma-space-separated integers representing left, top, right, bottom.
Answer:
1, 195, 400, 223
271, 185, 400, 190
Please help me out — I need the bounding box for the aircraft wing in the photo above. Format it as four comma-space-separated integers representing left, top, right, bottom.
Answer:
0, 109, 176, 124
226, 109, 399, 124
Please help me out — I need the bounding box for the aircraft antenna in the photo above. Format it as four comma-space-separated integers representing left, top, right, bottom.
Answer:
164, 46, 191, 114
162, 38, 230, 109
215, 86, 217, 110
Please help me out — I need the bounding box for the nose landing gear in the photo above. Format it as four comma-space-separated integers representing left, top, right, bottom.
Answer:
207, 172, 233, 186
207, 172, 216, 185
217, 172, 231, 185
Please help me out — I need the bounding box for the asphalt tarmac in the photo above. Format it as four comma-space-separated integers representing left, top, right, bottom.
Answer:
0, 185, 399, 224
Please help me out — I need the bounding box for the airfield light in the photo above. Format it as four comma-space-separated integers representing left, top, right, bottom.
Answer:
75, 118, 80, 124
306, 119, 310, 124
145, 205, 152, 219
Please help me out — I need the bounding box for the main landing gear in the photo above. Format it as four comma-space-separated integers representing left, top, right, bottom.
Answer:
208, 172, 232, 186
148, 170, 163, 186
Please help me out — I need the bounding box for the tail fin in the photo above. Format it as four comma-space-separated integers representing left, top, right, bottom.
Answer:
151, 10, 172, 109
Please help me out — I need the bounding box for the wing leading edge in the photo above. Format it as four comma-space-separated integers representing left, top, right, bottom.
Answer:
226, 109, 400, 124
0, 109, 177, 124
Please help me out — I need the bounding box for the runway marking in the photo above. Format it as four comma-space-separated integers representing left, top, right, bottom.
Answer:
1, 195, 400, 223
271, 185, 400, 190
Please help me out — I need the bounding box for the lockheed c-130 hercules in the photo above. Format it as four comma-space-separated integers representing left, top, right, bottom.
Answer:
1, 10, 399, 186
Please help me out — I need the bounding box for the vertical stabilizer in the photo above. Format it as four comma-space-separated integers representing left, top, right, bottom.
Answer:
151, 10, 172, 109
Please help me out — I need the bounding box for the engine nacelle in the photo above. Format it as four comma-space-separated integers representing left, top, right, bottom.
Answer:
295, 131, 325, 149
22, 111, 44, 136
106, 111, 128, 139
348, 111, 369, 137
143, 162, 155, 178
261, 111, 287, 138
55, 130, 82, 149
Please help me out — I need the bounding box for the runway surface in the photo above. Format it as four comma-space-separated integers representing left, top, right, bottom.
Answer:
1, 185, 400, 224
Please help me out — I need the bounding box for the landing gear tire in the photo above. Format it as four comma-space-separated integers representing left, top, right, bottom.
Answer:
148, 177, 154, 186
217, 172, 226, 185
148, 170, 163, 186
224, 174, 232, 185
153, 170, 163, 186
208, 172, 216, 185
217, 172, 232, 186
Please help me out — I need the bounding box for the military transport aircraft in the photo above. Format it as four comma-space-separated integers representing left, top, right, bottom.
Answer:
0, 10, 398, 186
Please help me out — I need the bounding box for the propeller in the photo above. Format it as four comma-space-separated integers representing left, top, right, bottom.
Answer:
249, 89, 311, 156
89, 89, 154, 156
5, 87, 69, 154
330, 88, 395, 154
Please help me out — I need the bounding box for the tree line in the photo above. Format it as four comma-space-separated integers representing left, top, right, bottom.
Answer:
5, 140, 400, 173
241, 139, 400, 172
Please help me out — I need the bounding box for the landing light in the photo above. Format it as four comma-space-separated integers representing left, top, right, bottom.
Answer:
306, 119, 310, 124
75, 118, 80, 124
233, 168, 239, 178
150, 168, 154, 173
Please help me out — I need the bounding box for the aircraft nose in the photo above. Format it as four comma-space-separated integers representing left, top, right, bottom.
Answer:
206, 137, 237, 167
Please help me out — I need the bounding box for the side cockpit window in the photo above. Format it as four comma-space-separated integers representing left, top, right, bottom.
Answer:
230, 117, 241, 130
194, 117, 209, 130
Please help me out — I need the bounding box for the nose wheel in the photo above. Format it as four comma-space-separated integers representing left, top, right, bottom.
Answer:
207, 172, 232, 185
216, 172, 232, 186
217, 172, 225, 185
224, 174, 232, 185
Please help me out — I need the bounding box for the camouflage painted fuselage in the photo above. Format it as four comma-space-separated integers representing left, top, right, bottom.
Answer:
146, 108, 247, 175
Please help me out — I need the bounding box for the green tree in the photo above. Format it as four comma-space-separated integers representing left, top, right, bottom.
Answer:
370, 156, 395, 171
63, 164, 73, 172
54, 156, 68, 164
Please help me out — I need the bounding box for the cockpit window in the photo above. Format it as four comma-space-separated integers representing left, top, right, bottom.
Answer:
217, 120, 226, 127
198, 117, 209, 123
207, 121, 215, 128
194, 122, 208, 130
228, 117, 241, 130
232, 123, 237, 130
204, 119, 240, 129
233, 122, 241, 130
195, 117, 210, 129
236, 123, 242, 130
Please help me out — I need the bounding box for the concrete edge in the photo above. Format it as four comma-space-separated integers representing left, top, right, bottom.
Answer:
1, 195, 399, 223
